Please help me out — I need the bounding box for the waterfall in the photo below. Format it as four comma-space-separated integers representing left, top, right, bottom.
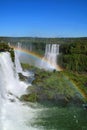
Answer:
14, 43, 30, 76
8, 42, 23, 74
41, 44, 60, 71
17, 42, 21, 49
8, 42, 11, 47
0, 52, 28, 97
14, 50, 23, 73
0, 52, 39, 130
44, 44, 59, 66
8, 42, 26, 75
17, 42, 32, 51
14, 50, 31, 76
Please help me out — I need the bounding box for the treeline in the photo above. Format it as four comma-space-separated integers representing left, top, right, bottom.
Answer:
0, 36, 87, 45
0, 37, 87, 72
58, 43, 87, 72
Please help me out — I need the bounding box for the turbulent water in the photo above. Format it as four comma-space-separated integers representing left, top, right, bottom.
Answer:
0, 52, 41, 130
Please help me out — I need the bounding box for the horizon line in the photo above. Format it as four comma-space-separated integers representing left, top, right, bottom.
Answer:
0, 36, 87, 39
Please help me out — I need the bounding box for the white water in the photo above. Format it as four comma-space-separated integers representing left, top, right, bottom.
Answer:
0, 52, 40, 130
8, 42, 24, 74
14, 50, 23, 73
14, 50, 30, 77
40, 44, 60, 71
8, 42, 11, 47
16, 42, 33, 76
17, 42, 33, 52
15, 42, 24, 74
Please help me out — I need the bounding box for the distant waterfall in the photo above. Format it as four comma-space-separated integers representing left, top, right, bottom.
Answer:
44, 44, 59, 66
17, 42, 33, 51
14, 42, 24, 73
8, 42, 11, 46
41, 44, 60, 71
18, 42, 21, 49
14, 43, 30, 76
14, 50, 23, 73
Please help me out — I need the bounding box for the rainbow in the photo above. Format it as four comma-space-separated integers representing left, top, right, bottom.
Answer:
63, 73, 87, 101
11, 45, 63, 71
11, 45, 87, 101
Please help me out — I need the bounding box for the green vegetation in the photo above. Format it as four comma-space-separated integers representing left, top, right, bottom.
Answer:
64, 71, 87, 100
21, 63, 37, 70
0, 36, 87, 55
0, 37, 87, 71
0, 37, 87, 45
0, 38, 87, 106
20, 64, 87, 105
0, 43, 11, 52
59, 42, 87, 72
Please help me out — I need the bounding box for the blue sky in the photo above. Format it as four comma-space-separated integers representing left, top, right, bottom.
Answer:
0, 0, 87, 37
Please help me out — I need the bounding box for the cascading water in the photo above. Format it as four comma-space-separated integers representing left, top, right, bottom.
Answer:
8, 42, 11, 46
40, 44, 60, 71
18, 42, 21, 49
14, 42, 23, 73
0, 52, 27, 97
17, 42, 32, 52
14, 43, 30, 77
8, 42, 24, 74
14, 50, 23, 73
0, 52, 40, 130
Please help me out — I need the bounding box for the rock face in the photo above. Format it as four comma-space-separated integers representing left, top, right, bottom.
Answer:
0, 43, 14, 62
